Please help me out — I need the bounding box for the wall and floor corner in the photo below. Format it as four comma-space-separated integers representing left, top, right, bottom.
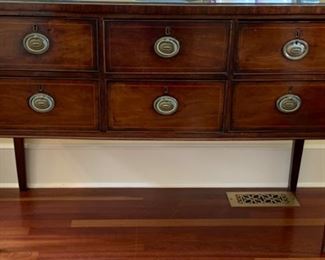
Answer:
0, 139, 324, 188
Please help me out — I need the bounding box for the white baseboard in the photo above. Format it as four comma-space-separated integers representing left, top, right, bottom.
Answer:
0, 183, 18, 188
0, 139, 325, 150
1, 182, 324, 189
0, 183, 290, 188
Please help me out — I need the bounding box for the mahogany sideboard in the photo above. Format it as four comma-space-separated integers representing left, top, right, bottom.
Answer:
0, 0, 324, 191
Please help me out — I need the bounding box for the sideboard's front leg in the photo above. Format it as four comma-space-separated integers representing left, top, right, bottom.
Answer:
13, 138, 27, 191
288, 139, 305, 193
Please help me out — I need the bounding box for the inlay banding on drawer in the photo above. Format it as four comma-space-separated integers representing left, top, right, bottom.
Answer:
108, 81, 225, 131
236, 22, 325, 74
105, 20, 230, 74
0, 79, 99, 130
0, 17, 98, 71
231, 81, 325, 130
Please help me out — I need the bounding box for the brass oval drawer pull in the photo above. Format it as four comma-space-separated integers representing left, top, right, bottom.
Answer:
276, 94, 302, 113
154, 36, 180, 58
282, 39, 309, 61
153, 95, 178, 115
23, 33, 50, 55
29, 93, 55, 113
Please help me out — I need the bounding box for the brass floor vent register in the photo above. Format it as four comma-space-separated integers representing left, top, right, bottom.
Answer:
227, 192, 300, 208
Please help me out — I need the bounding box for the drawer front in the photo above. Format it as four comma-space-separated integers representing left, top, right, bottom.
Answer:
231, 81, 325, 130
236, 22, 325, 73
108, 82, 225, 131
0, 79, 99, 130
0, 17, 97, 71
105, 21, 229, 73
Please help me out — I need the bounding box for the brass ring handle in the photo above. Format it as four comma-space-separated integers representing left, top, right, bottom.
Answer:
23, 32, 50, 55
276, 94, 302, 113
154, 36, 180, 58
29, 93, 55, 113
153, 95, 178, 115
282, 39, 309, 61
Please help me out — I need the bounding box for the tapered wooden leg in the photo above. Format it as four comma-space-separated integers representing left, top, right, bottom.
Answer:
321, 225, 325, 256
288, 139, 305, 193
13, 138, 28, 191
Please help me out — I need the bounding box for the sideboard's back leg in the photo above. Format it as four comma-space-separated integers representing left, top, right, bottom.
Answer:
13, 138, 27, 191
288, 139, 305, 193
321, 225, 325, 256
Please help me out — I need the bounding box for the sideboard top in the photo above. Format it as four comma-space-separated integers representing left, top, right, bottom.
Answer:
0, 0, 324, 17
1, 0, 324, 4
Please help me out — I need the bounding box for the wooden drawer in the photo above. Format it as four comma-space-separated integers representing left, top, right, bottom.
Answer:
0, 17, 97, 71
0, 79, 99, 130
231, 81, 325, 130
105, 21, 230, 73
236, 22, 325, 73
108, 81, 225, 131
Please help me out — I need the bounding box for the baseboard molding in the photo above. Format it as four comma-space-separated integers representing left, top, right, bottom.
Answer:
0, 183, 18, 188
4, 182, 287, 188
1, 182, 324, 189
0, 139, 325, 150
0, 140, 296, 150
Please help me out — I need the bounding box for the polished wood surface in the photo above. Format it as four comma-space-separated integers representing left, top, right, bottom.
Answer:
1, 188, 325, 259
231, 81, 325, 130
106, 20, 229, 74
0, 79, 99, 130
0, 17, 97, 72
236, 22, 325, 74
0, 7, 321, 138
0, 1, 324, 17
0, 1, 322, 194
288, 139, 305, 193
13, 138, 27, 192
108, 81, 224, 131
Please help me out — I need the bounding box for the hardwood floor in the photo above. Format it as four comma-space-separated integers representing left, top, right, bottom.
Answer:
0, 188, 325, 259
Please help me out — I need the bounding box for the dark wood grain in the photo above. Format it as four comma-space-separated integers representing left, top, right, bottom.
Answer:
108, 81, 225, 131
231, 81, 325, 131
106, 20, 230, 74
0, 79, 99, 130
236, 22, 325, 74
0, 2, 325, 193
13, 138, 27, 191
0, 17, 97, 72
0, 1, 325, 16
288, 139, 305, 193
0, 6, 322, 139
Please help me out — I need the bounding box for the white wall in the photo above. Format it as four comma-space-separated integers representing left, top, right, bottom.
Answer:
1, 139, 325, 188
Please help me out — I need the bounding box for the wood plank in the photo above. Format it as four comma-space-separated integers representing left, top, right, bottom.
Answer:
71, 218, 325, 228
0, 227, 29, 236
0, 196, 143, 201
0, 251, 39, 260
0, 220, 71, 228
255, 258, 325, 260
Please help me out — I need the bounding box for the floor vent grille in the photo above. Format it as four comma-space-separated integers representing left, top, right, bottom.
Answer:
227, 191, 300, 207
